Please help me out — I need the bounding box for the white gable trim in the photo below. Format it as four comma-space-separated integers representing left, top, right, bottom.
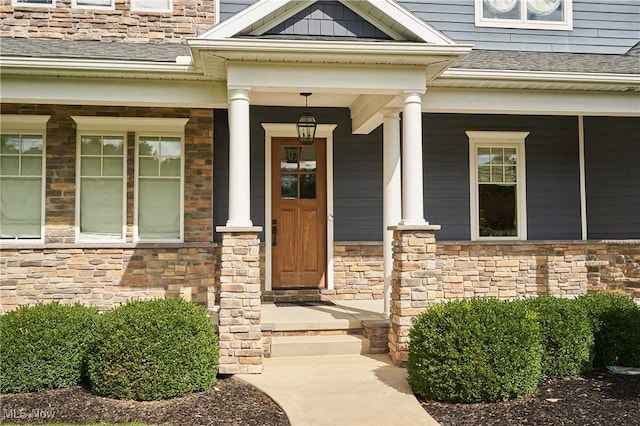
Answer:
342, 0, 455, 44
201, 0, 455, 45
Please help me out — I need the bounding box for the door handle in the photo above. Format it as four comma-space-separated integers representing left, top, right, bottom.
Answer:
272, 219, 277, 246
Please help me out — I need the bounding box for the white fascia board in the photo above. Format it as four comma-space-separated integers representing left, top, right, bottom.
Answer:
199, 0, 294, 39
440, 68, 640, 90
1, 75, 228, 108
423, 87, 640, 117
190, 38, 472, 57
227, 61, 427, 94
342, 0, 456, 44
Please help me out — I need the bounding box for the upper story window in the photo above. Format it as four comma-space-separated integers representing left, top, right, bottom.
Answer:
0, 115, 49, 243
476, 0, 573, 30
131, 0, 172, 13
467, 131, 529, 241
12, 0, 54, 7
72, 0, 115, 9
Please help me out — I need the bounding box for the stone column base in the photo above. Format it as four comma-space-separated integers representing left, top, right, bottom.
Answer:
216, 226, 263, 374
388, 224, 440, 367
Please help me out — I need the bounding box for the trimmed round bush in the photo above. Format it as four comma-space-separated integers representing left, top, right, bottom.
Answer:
408, 298, 543, 403
523, 295, 593, 378
87, 298, 219, 401
0, 302, 99, 393
577, 292, 640, 367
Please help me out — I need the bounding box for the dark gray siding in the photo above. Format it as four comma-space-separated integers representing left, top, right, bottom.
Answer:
399, 0, 640, 54
585, 117, 640, 239
220, 1, 640, 54
218, 0, 254, 23
213, 107, 383, 242
266, 1, 391, 39
215, 109, 583, 242
423, 114, 582, 241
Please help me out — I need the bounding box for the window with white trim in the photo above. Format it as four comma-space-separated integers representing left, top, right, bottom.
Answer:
12, 0, 54, 8
72, 0, 114, 9
0, 115, 49, 242
78, 135, 127, 241
475, 0, 572, 30
467, 131, 528, 240
135, 135, 184, 241
131, 0, 172, 13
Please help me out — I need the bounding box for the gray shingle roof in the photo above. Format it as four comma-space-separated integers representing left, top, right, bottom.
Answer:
1, 38, 638, 75
0, 38, 190, 62
455, 47, 640, 75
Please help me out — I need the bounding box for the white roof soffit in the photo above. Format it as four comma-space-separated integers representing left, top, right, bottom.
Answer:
199, 0, 455, 45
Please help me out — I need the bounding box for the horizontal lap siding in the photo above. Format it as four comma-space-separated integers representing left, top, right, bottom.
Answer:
424, 114, 581, 241
399, 0, 640, 54
215, 109, 582, 242
585, 117, 640, 239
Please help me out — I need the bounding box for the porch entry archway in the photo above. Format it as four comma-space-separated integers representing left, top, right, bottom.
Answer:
263, 123, 337, 292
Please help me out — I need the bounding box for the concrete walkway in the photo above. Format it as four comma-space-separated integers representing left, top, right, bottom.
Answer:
239, 354, 439, 426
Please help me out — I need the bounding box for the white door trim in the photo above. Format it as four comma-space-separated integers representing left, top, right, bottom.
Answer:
262, 123, 337, 292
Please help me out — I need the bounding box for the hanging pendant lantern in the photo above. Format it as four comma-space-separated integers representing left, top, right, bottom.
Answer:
297, 92, 317, 145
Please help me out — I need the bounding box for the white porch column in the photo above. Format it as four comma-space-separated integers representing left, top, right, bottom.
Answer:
383, 108, 402, 318
227, 87, 253, 227
401, 91, 427, 225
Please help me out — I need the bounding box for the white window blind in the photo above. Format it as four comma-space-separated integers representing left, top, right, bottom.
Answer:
0, 116, 48, 241
78, 135, 126, 240
137, 136, 183, 240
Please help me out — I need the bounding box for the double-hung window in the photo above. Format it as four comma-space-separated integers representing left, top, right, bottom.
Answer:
0, 115, 49, 242
467, 131, 528, 240
73, 117, 127, 242
136, 134, 184, 241
476, 0, 572, 30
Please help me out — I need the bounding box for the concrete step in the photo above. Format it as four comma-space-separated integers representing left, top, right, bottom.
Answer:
270, 334, 371, 357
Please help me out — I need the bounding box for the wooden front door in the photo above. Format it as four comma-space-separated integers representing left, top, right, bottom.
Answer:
271, 137, 327, 288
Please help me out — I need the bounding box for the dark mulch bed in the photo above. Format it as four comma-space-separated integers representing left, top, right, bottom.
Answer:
0, 376, 289, 426
421, 369, 640, 426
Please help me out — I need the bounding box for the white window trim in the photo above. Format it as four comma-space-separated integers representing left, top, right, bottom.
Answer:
0, 115, 49, 245
71, 0, 115, 10
467, 131, 529, 241
11, 0, 55, 8
133, 119, 188, 243
474, 0, 573, 31
73, 121, 128, 244
131, 0, 173, 13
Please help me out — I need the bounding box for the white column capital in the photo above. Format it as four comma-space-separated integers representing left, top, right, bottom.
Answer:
402, 90, 426, 103
228, 86, 251, 102
382, 107, 401, 120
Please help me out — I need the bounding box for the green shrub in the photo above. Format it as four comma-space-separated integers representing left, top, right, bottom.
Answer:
0, 302, 99, 393
577, 293, 640, 367
408, 298, 542, 403
523, 295, 593, 378
87, 298, 219, 401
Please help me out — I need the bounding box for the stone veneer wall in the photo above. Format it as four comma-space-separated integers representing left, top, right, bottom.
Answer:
0, 0, 215, 42
220, 240, 640, 303
0, 104, 215, 313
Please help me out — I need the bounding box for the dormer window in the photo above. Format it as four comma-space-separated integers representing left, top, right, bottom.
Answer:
475, 0, 572, 30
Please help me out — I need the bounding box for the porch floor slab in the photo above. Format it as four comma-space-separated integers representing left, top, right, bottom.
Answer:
261, 299, 386, 331
238, 354, 438, 426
